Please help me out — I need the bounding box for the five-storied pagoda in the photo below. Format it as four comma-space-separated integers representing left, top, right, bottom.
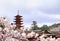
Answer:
14, 10, 23, 30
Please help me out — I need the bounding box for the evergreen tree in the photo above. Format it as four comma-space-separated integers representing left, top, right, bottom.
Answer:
40, 25, 49, 31
30, 21, 39, 30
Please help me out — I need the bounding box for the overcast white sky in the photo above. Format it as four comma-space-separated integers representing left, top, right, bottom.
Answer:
0, 0, 60, 27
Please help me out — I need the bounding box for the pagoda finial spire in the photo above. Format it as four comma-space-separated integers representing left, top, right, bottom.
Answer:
17, 10, 19, 15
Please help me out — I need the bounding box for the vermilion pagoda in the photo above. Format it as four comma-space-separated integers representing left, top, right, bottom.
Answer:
14, 11, 23, 30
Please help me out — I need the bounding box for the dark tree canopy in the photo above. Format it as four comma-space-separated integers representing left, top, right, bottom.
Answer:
30, 21, 60, 31
40, 25, 49, 31
30, 21, 40, 30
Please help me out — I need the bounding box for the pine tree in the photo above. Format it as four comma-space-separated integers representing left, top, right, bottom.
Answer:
30, 21, 39, 30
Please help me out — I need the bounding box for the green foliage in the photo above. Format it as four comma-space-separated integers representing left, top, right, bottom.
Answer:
40, 25, 49, 31
31, 25, 40, 30
30, 21, 60, 31
49, 24, 58, 27
30, 21, 40, 30
49, 23, 60, 29
30, 21, 49, 31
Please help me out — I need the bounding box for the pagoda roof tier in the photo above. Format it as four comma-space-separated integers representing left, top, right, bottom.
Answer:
17, 25, 23, 27
14, 19, 22, 20
15, 23, 23, 25
15, 16, 22, 18
16, 26, 23, 27
15, 15, 22, 17
15, 23, 23, 24
16, 25, 23, 27
14, 18, 22, 19
14, 21, 23, 22
15, 17, 22, 18
15, 22, 23, 23
15, 22, 22, 23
